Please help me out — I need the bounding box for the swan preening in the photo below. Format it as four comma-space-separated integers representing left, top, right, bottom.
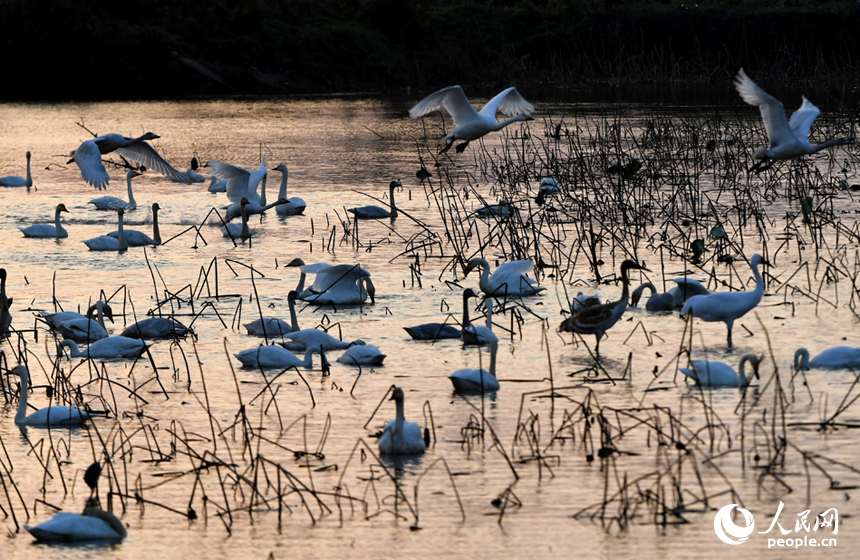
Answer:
735, 68, 852, 172
337, 344, 386, 366
20, 203, 69, 238
279, 329, 365, 351
289, 261, 376, 305
11, 364, 90, 426
272, 164, 306, 215
71, 132, 183, 190
83, 208, 128, 251
630, 278, 710, 312
680, 354, 761, 387
681, 254, 765, 347
464, 257, 544, 297
378, 386, 426, 455
108, 202, 161, 246
234, 344, 328, 369
56, 300, 113, 342
409, 85, 534, 153
450, 339, 500, 392
90, 170, 141, 210
559, 260, 648, 356
42, 302, 113, 330
348, 180, 400, 219
794, 347, 860, 370
59, 337, 147, 360
120, 317, 189, 339
0, 151, 32, 187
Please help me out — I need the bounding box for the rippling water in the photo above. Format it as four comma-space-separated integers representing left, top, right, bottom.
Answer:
0, 98, 857, 559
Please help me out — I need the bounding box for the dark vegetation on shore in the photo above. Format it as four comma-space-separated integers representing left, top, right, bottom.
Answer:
3, 0, 860, 103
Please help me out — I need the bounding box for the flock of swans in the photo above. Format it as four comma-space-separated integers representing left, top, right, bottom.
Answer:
2, 71, 858, 541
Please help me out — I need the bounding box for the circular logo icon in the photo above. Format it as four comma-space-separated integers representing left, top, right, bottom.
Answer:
714, 504, 755, 545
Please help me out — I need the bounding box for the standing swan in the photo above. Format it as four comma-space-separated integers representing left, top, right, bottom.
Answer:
71, 132, 183, 190
680, 354, 761, 387
11, 364, 90, 426
378, 386, 426, 455
20, 203, 69, 238
272, 164, 307, 215
735, 68, 852, 172
0, 151, 32, 187
409, 86, 534, 153
90, 170, 141, 210
108, 202, 161, 245
559, 260, 648, 357
465, 257, 545, 297
83, 208, 128, 252
348, 180, 400, 219
794, 347, 860, 370
681, 255, 765, 347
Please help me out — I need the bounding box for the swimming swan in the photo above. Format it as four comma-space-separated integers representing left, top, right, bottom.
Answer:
735, 68, 852, 172
0, 151, 32, 187
450, 339, 500, 392
82, 208, 128, 252
464, 257, 545, 297
296, 264, 375, 305
20, 203, 69, 238
59, 337, 147, 360
462, 293, 499, 346
348, 180, 399, 219
680, 354, 761, 387
89, 170, 141, 210
630, 278, 710, 312
234, 345, 328, 369
107, 202, 161, 246
272, 164, 306, 215
559, 260, 648, 357
403, 291, 467, 341
11, 364, 90, 426
72, 132, 183, 190
57, 300, 112, 342
794, 347, 860, 370
279, 328, 365, 351
337, 344, 386, 366
42, 302, 112, 330
378, 386, 426, 455
120, 317, 189, 339
208, 175, 228, 192
681, 254, 765, 347
409, 85, 534, 153
221, 198, 253, 239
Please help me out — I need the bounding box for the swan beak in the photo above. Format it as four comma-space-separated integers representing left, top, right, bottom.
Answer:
67, 157, 75, 164
523, 115, 533, 121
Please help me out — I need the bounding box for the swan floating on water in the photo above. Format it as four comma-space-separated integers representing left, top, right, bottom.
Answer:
71, 132, 183, 190
11, 364, 90, 426
465, 257, 544, 297
42, 302, 112, 330
462, 292, 498, 346
450, 339, 500, 392
107, 202, 161, 246
630, 278, 710, 312
272, 164, 306, 215
59, 337, 147, 360
794, 347, 860, 370
681, 254, 765, 347
234, 345, 328, 369
291, 262, 375, 305
120, 317, 189, 339
90, 170, 141, 210
409, 85, 534, 153
378, 386, 426, 455
221, 198, 253, 240
680, 354, 761, 387
337, 344, 386, 366
348, 180, 399, 219
83, 208, 128, 252
0, 151, 32, 187
734, 68, 852, 172
20, 203, 69, 238
56, 300, 113, 342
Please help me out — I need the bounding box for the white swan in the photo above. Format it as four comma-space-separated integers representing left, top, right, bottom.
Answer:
409, 85, 534, 153
209, 157, 267, 207
337, 344, 386, 366
295, 263, 376, 305
286, 258, 334, 295
472, 201, 513, 219
680, 354, 761, 387
176, 159, 205, 183
465, 257, 545, 297
107, 202, 161, 246
71, 132, 183, 190
535, 178, 562, 205
572, 292, 602, 313
208, 175, 227, 192
735, 68, 852, 172
0, 269, 10, 337
120, 317, 189, 339
42, 302, 112, 329
221, 198, 253, 239
89, 170, 141, 210
272, 164, 306, 215
559, 260, 648, 356
404, 293, 465, 340
348, 180, 399, 219
630, 278, 710, 312
26, 506, 126, 543
462, 293, 498, 346
59, 337, 147, 360
280, 328, 365, 351
11, 364, 90, 426
234, 345, 328, 369
20, 203, 69, 238
378, 386, 426, 455
450, 339, 500, 392
57, 300, 112, 342
0, 151, 32, 187
681, 255, 765, 347
794, 347, 860, 370
82, 208, 128, 252
244, 290, 300, 338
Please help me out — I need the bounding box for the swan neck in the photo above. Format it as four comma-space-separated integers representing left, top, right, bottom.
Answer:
794, 348, 810, 369
25, 154, 32, 186
95, 301, 106, 329
485, 299, 493, 328
152, 206, 161, 245
126, 175, 135, 205
462, 292, 471, 327
394, 398, 406, 433
739, 354, 757, 384
389, 184, 398, 218
497, 114, 527, 130
489, 344, 497, 377
240, 204, 250, 239
288, 296, 299, 332
278, 171, 288, 199
295, 272, 306, 294
15, 370, 29, 424
259, 175, 267, 207
54, 206, 67, 236
117, 213, 127, 250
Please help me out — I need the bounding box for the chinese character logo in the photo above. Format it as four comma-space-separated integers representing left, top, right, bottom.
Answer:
714, 504, 756, 545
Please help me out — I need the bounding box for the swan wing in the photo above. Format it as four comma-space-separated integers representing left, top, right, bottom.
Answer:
209, 160, 253, 203
788, 96, 820, 142
74, 140, 110, 190
26, 513, 121, 542
409, 85, 479, 126
479, 87, 534, 118
734, 69, 796, 149
114, 141, 183, 182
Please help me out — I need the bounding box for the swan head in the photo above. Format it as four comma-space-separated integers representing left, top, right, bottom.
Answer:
152, 202, 160, 213
140, 132, 160, 141
240, 197, 250, 207
11, 364, 27, 378
126, 170, 142, 180
286, 258, 306, 267
57, 203, 69, 214
389, 180, 402, 191
463, 288, 479, 300
464, 258, 484, 276
57, 339, 77, 355
273, 163, 288, 174
191, 156, 199, 170
26, 151, 31, 159
348, 340, 367, 348
750, 254, 764, 267
390, 386, 404, 402
287, 290, 298, 302
619, 260, 649, 281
